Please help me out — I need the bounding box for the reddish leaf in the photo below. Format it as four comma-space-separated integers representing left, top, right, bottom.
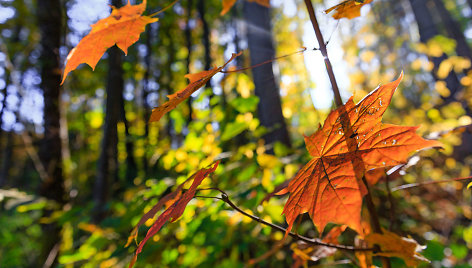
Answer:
325, 0, 373, 20
125, 179, 189, 247
128, 162, 219, 268
61, 0, 157, 84
149, 52, 241, 122
283, 73, 442, 235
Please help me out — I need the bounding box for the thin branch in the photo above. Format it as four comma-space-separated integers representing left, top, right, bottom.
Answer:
220, 47, 307, 73
202, 188, 373, 252
303, 0, 342, 107
149, 0, 179, 17
392, 176, 472, 192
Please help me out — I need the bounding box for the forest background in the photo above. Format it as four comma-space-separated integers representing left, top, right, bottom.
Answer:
1, 0, 472, 267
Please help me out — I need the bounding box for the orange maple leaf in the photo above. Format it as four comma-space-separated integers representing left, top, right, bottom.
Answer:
149, 52, 241, 122
282, 73, 442, 235
128, 161, 219, 268
325, 0, 373, 20
221, 0, 270, 15
61, 0, 157, 84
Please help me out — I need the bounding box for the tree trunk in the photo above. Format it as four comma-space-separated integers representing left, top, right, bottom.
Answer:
120, 92, 137, 184
186, 0, 194, 124
142, 26, 152, 174
37, 0, 65, 266
409, 0, 461, 101
93, 44, 122, 221
243, 2, 291, 149
0, 70, 8, 187
94, 0, 124, 221
197, 0, 212, 93
431, 0, 472, 64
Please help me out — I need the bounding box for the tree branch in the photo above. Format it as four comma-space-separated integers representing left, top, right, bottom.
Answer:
197, 188, 374, 252
303, 0, 342, 107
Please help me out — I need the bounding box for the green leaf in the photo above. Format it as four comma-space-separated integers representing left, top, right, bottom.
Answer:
221, 121, 248, 141
450, 244, 468, 260
229, 96, 259, 113
423, 240, 444, 261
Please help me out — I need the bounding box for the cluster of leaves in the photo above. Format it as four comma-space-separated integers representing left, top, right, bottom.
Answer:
53, 0, 469, 267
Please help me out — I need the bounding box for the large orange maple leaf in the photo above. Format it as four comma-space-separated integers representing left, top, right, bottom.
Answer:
282, 73, 441, 235
61, 0, 157, 84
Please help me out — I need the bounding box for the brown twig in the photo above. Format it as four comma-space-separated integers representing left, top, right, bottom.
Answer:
220, 47, 307, 73
149, 0, 179, 17
196, 188, 374, 252
303, 0, 342, 107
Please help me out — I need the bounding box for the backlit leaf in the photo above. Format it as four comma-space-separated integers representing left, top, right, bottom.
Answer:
128, 162, 219, 268
325, 0, 372, 20
61, 0, 157, 84
282, 73, 442, 235
365, 229, 430, 267
221, 0, 270, 15
149, 52, 241, 122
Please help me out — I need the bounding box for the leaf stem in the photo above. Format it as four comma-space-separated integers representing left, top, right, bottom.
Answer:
197, 188, 374, 252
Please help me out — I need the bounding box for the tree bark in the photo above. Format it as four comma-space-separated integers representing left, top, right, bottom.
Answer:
197, 0, 212, 93
120, 92, 137, 184
93, 0, 123, 222
142, 26, 152, 174
37, 0, 65, 265
93, 44, 122, 221
186, 0, 194, 124
431, 0, 472, 64
409, 0, 461, 101
0, 69, 8, 187
243, 2, 291, 149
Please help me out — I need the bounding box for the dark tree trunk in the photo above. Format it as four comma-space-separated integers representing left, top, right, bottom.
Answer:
0, 131, 12, 188
94, 44, 122, 221
197, 0, 212, 93
94, 0, 124, 220
37, 0, 65, 266
0, 70, 7, 187
120, 93, 137, 184
409, 0, 461, 101
243, 2, 291, 149
142, 26, 152, 174
186, 0, 194, 124
431, 0, 472, 64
